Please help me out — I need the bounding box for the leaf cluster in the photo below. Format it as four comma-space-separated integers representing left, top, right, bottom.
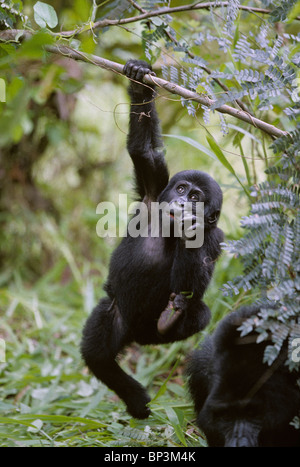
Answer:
0, 0, 300, 440
222, 125, 300, 368
0, 1, 26, 30
139, 1, 300, 378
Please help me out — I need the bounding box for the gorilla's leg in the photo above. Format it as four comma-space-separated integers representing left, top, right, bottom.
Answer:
185, 336, 213, 413
81, 298, 151, 419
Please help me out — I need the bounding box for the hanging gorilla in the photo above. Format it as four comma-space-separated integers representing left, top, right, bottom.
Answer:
186, 304, 300, 447
81, 60, 224, 419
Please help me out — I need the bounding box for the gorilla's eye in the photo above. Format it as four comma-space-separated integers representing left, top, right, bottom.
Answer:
189, 193, 200, 202
176, 185, 186, 194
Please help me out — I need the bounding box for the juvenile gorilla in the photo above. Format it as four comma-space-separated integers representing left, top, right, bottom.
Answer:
186, 305, 300, 447
81, 60, 223, 419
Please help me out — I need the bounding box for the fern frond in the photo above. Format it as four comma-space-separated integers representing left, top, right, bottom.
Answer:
279, 224, 294, 272
223, 228, 268, 256
271, 128, 300, 157
265, 166, 296, 182
222, 0, 240, 40
240, 212, 282, 228
269, 0, 298, 22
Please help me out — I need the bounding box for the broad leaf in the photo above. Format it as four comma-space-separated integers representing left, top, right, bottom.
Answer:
206, 134, 250, 198
33, 2, 58, 29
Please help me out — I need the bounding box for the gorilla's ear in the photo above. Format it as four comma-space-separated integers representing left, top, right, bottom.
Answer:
208, 209, 220, 225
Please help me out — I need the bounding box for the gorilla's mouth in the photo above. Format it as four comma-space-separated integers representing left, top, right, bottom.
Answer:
168, 203, 181, 220
168, 206, 176, 219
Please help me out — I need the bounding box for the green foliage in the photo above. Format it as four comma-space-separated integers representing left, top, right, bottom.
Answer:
141, 0, 300, 374
0, 0, 300, 445
223, 135, 299, 366
138, 0, 300, 424
33, 2, 58, 29
0, 1, 26, 29
266, 0, 298, 22
0, 259, 203, 446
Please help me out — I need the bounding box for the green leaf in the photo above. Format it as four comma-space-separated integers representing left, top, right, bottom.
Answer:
181, 291, 193, 299
151, 359, 180, 402
0, 417, 36, 428
163, 134, 217, 160
164, 407, 187, 446
206, 134, 250, 198
16, 414, 106, 428
17, 31, 55, 59
287, 1, 300, 22
33, 1, 58, 29
27, 419, 43, 433
227, 124, 261, 145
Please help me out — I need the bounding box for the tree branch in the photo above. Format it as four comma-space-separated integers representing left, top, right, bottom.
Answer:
45, 44, 286, 139
0, 1, 292, 41
0, 27, 287, 138
127, 0, 251, 115
56, 1, 298, 37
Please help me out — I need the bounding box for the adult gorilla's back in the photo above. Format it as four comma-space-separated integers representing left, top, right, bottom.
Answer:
186, 305, 300, 447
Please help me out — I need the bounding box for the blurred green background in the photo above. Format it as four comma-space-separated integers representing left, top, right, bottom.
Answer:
0, 0, 287, 446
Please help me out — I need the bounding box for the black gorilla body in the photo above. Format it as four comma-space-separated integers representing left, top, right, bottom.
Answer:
187, 305, 300, 447
81, 60, 223, 419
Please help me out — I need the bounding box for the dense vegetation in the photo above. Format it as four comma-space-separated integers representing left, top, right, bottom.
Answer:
0, 0, 299, 446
